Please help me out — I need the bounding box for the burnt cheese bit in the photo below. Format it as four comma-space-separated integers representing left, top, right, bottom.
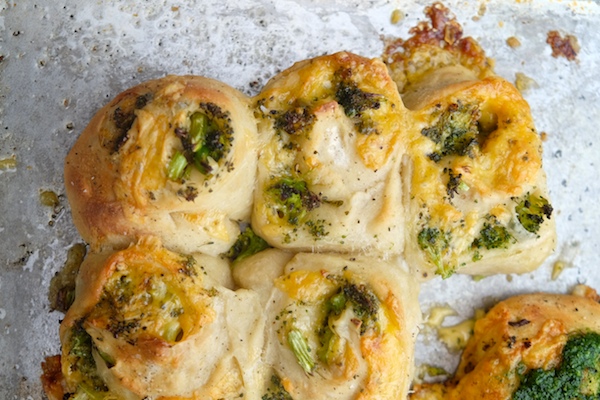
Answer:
546, 30, 580, 61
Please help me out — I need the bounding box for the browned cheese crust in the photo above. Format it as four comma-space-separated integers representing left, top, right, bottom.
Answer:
383, 2, 494, 95
411, 289, 600, 399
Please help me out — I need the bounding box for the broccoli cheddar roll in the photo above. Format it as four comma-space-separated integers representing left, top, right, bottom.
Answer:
234, 251, 421, 400
411, 287, 600, 400
53, 237, 264, 400
252, 52, 408, 256
402, 75, 555, 278
65, 75, 258, 256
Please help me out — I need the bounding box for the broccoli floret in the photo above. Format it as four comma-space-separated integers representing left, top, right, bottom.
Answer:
422, 101, 480, 161
268, 177, 321, 225
472, 221, 514, 250
262, 374, 293, 400
513, 332, 600, 400
335, 68, 383, 135
274, 107, 315, 136
318, 281, 380, 366
225, 227, 271, 263
335, 71, 382, 118
342, 284, 379, 330
167, 102, 234, 180
515, 194, 553, 234
66, 323, 108, 394
417, 227, 453, 278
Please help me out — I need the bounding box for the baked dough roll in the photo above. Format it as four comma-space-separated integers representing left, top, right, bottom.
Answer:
57, 237, 264, 400
252, 52, 408, 255
64, 75, 258, 256
403, 75, 555, 278
234, 250, 421, 400
411, 287, 600, 400
382, 2, 554, 278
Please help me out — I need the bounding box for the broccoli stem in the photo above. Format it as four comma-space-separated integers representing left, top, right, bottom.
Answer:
288, 329, 315, 374
167, 151, 188, 181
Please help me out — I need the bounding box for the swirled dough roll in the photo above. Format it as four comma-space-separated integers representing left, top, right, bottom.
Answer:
252, 52, 408, 255
402, 75, 555, 278
234, 250, 421, 400
65, 75, 258, 256
57, 237, 264, 400
411, 287, 600, 400
382, 2, 554, 278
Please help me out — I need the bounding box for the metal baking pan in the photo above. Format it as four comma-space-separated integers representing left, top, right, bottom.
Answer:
1, 0, 598, 397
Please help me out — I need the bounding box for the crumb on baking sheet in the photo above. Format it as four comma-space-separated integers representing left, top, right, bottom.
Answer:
515, 72, 539, 92
506, 36, 521, 48
546, 30, 580, 61
540, 131, 548, 141
391, 9, 403, 25
40, 190, 60, 208
472, 2, 486, 21
415, 364, 450, 383
0, 155, 17, 170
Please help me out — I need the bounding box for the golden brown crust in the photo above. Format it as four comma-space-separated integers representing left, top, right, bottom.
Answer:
40, 355, 66, 400
411, 291, 600, 400
65, 75, 258, 256
383, 2, 494, 94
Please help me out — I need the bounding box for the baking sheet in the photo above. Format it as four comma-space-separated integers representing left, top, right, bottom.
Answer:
0, 0, 599, 398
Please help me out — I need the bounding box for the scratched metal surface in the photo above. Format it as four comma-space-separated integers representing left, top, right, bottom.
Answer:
0, 0, 599, 398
